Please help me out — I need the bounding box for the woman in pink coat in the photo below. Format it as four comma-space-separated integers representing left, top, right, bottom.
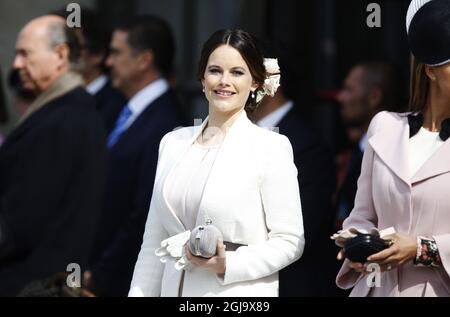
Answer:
336, 0, 450, 296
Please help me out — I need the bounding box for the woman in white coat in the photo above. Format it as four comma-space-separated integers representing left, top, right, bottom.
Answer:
128, 29, 304, 297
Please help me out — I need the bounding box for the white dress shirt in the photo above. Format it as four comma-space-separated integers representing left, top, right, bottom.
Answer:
123, 78, 169, 130
86, 74, 108, 95
257, 100, 293, 129
359, 132, 368, 152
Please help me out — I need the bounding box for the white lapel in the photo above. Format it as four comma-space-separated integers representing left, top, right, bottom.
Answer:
159, 111, 251, 231
158, 119, 208, 232
195, 111, 251, 227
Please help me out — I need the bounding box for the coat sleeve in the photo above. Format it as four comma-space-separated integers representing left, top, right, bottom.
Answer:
335, 112, 384, 289
128, 133, 171, 297
218, 134, 305, 286
433, 234, 450, 279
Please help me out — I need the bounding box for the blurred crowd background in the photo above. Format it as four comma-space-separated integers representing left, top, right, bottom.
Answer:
0, 0, 415, 297
1, 0, 410, 147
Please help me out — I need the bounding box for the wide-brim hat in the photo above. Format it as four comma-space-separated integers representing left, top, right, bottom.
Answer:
406, 0, 450, 66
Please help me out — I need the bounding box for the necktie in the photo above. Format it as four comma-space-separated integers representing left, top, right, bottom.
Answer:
107, 104, 132, 148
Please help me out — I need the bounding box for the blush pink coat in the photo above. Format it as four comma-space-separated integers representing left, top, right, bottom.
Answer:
336, 111, 450, 297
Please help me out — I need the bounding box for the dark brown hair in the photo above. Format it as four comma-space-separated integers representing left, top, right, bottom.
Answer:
116, 15, 175, 78
197, 29, 266, 112
357, 61, 401, 112
409, 55, 429, 113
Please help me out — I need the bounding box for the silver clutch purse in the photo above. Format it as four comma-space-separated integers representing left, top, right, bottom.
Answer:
188, 224, 223, 258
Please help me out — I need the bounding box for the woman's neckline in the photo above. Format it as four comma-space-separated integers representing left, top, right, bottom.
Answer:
193, 140, 221, 149
419, 126, 439, 134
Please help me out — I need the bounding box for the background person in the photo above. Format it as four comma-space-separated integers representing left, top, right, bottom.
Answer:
0, 15, 106, 296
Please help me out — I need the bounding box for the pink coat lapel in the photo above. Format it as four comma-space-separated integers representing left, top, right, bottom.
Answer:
411, 139, 450, 184
368, 112, 450, 186
368, 113, 411, 186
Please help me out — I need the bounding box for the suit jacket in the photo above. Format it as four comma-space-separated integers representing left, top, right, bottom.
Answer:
275, 108, 339, 297
0, 87, 107, 296
93, 79, 127, 134
337, 111, 450, 297
129, 110, 305, 297
90, 90, 184, 297
335, 147, 363, 228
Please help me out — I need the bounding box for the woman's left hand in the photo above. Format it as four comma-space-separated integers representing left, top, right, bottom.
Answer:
366, 233, 417, 272
185, 240, 227, 275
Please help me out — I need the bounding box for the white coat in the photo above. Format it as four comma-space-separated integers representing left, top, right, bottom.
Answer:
129, 111, 304, 297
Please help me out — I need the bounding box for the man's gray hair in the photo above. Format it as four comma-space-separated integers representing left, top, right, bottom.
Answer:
48, 22, 67, 49
47, 22, 82, 71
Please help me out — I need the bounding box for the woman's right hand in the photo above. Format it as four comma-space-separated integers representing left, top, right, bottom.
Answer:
185, 240, 227, 275
337, 249, 366, 273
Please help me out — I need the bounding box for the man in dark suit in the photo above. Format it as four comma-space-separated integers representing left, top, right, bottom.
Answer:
255, 99, 338, 297
0, 66, 7, 144
252, 44, 338, 296
0, 15, 107, 296
85, 15, 185, 297
335, 62, 400, 231
76, 9, 127, 134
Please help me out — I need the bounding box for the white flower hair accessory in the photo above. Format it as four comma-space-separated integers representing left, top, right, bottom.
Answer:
255, 58, 281, 103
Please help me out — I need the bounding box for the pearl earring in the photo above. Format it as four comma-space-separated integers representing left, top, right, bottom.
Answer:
251, 92, 255, 99
202, 87, 205, 93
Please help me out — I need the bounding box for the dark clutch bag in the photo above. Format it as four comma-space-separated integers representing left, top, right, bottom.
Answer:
344, 233, 392, 263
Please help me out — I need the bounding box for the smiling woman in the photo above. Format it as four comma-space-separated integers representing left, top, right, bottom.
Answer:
128, 29, 305, 297
203, 46, 253, 110
198, 29, 266, 115
198, 44, 260, 146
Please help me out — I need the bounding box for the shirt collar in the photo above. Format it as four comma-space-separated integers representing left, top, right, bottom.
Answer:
257, 100, 294, 128
359, 132, 368, 152
128, 78, 169, 116
86, 75, 108, 95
